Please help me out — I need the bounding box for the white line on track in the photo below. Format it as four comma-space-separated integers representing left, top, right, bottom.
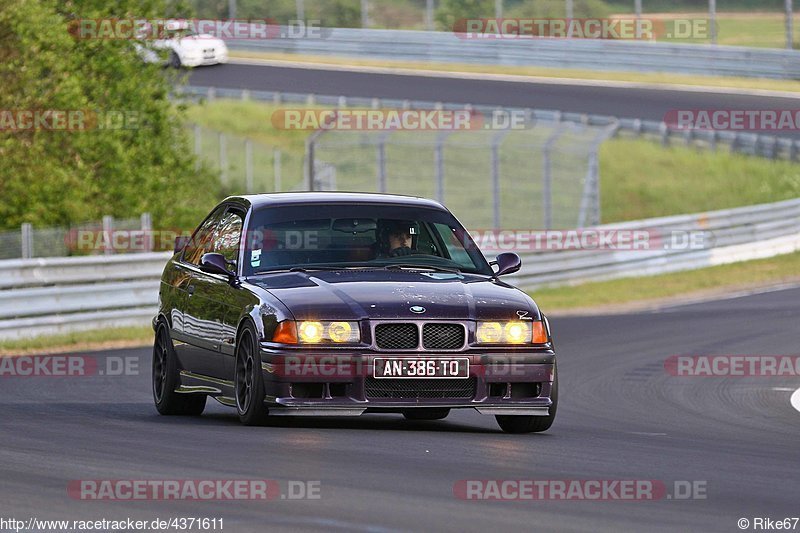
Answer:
228, 56, 800, 100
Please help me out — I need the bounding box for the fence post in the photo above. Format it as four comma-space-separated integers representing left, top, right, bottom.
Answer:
709, 0, 717, 44
787, 0, 794, 50
425, 0, 434, 30
219, 132, 227, 185
434, 132, 452, 204
273, 149, 282, 192
193, 124, 201, 171
245, 139, 254, 193
361, 0, 369, 28
490, 129, 510, 229
102, 215, 114, 255
21, 223, 33, 259
541, 126, 568, 230
377, 133, 389, 193
140, 213, 153, 252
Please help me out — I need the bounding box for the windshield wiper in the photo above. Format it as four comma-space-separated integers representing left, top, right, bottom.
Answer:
383, 264, 462, 274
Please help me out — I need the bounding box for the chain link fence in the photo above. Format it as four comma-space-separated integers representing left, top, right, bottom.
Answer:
189, 124, 298, 194
307, 119, 615, 230
0, 215, 152, 260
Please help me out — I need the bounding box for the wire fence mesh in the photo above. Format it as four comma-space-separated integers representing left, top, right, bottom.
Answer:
309, 117, 614, 230
0, 216, 149, 260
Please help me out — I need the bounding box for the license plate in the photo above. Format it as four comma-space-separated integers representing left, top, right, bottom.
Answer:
203, 50, 215, 59
373, 358, 469, 379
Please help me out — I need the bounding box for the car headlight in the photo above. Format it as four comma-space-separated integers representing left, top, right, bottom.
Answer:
272, 320, 360, 344
476, 321, 548, 344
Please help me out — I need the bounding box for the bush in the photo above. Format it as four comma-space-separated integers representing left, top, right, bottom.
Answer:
0, 0, 219, 231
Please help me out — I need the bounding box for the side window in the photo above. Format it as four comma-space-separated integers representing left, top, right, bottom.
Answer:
183, 206, 226, 266
213, 211, 244, 264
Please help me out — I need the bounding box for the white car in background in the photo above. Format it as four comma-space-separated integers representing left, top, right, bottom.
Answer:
139, 20, 228, 68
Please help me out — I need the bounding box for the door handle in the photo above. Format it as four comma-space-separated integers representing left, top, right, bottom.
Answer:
187, 284, 195, 295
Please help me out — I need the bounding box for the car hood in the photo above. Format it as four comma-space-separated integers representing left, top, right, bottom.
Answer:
251, 270, 539, 321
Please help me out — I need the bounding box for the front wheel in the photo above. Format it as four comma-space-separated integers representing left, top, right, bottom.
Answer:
169, 51, 182, 69
152, 322, 206, 416
496, 364, 558, 434
235, 324, 269, 426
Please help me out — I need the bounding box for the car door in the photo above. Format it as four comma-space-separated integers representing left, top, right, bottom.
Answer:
209, 208, 248, 377
174, 205, 228, 379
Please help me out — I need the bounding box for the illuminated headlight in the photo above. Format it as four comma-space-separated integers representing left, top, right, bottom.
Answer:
297, 321, 360, 344
476, 321, 548, 344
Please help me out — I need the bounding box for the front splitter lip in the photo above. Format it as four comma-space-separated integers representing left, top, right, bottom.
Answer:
262, 401, 552, 417
269, 397, 552, 410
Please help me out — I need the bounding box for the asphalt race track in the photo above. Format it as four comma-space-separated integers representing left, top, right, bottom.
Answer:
1, 288, 798, 532
189, 63, 800, 128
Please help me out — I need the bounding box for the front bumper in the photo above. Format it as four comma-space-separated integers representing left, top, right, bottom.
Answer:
180, 52, 227, 67
258, 349, 555, 416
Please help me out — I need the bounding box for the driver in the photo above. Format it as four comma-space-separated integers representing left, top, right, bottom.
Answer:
376, 219, 419, 258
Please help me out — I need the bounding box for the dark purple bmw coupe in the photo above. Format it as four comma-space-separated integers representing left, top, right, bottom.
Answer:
152, 193, 557, 433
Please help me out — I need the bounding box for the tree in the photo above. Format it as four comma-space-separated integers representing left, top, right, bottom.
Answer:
0, 0, 218, 231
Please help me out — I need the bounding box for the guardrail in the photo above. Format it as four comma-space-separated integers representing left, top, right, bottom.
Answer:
0, 253, 170, 340
226, 26, 800, 79
505, 197, 800, 288
2, 198, 800, 340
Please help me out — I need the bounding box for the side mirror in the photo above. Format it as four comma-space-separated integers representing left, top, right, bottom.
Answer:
174, 235, 190, 254
200, 252, 236, 279
493, 252, 522, 277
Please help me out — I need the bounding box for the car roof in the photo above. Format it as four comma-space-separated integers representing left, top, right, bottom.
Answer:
228, 192, 448, 211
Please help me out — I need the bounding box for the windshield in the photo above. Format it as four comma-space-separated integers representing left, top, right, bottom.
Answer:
242, 203, 492, 276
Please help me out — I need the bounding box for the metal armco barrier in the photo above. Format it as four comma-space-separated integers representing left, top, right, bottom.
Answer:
2, 199, 800, 340
225, 26, 800, 79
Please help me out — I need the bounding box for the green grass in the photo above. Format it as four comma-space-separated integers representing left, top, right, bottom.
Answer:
600, 138, 800, 222
0, 326, 153, 355
531, 249, 800, 312
634, 13, 800, 49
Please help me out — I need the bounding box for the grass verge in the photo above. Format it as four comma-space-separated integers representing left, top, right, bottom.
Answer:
531, 250, 800, 313
0, 326, 153, 356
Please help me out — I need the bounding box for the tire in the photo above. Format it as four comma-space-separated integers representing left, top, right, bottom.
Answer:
402, 408, 450, 421
235, 324, 269, 426
169, 51, 182, 69
495, 363, 558, 434
152, 322, 206, 416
